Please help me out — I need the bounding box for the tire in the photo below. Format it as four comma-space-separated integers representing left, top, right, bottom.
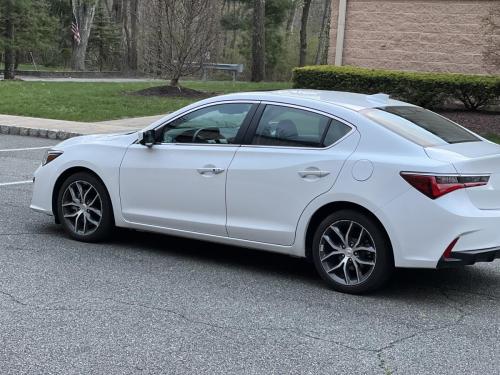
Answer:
56, 172, 113, 242
312, 209, 393, 294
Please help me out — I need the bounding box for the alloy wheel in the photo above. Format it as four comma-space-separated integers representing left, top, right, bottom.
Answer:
319, 220, 377, 286
61, 180, 102, 236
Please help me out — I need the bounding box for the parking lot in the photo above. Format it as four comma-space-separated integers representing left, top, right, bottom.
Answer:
0, 133, 498, 374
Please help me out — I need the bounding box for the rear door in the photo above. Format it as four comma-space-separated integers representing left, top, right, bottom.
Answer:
226, 103, 359, 246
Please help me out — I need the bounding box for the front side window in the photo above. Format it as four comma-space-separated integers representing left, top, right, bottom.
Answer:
251, 105, 334, 148
361, 106, 480, 147
162, 103, 253, 144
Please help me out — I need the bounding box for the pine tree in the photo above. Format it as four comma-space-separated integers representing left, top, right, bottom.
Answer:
221, 0, 293, 81
0, 0, 56, 79
88, 4, 121, 71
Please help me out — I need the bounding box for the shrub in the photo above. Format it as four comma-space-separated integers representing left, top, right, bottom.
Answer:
292, 65, 500, 110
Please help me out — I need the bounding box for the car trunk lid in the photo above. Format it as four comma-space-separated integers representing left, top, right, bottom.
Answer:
425, 141, 500, 210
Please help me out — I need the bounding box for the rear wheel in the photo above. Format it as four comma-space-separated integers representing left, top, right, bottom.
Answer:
57, 172, 113, 242
312, 209, 393, 294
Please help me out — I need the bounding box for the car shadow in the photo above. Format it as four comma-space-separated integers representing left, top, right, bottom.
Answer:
38, 224, 499, 298
108, 228, 499, 298
110, 227, 319, 283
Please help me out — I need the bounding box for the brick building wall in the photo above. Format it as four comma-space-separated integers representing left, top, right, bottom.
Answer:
328, 0, 500, 74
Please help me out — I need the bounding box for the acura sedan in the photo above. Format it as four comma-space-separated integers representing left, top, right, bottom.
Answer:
31, 90, 500, 293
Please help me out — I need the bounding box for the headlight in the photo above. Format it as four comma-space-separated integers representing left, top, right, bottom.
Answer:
42, 149, 63, 166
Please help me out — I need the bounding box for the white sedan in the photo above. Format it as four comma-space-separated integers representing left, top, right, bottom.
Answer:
31, 90, 500, 293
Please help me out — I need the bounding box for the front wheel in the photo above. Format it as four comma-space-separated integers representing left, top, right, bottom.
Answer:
57, 172, 113, 242
312, 209, 393, 294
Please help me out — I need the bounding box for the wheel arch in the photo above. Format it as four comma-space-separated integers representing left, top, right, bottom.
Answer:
304, 201, 393, 262
52, 166, 114, 224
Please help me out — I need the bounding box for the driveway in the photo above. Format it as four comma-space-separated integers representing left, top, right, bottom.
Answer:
0, 134, 498, 374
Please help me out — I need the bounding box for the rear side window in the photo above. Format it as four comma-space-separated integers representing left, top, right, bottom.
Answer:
251, 105, 350, 148
324, 119, 352, 146
361, 106, 480, 146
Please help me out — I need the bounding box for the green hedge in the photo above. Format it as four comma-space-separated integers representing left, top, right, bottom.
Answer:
292, 66, 500, 110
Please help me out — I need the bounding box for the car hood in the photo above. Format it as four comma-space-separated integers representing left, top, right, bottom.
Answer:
55, 131, 139, 149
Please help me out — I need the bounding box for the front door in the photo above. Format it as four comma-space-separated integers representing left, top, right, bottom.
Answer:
120, 102, 257, 236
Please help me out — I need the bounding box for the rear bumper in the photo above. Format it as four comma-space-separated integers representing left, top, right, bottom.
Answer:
437, 246, 500, 268
379, 187, 500, 268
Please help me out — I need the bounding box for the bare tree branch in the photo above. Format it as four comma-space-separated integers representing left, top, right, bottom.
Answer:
142, 0, 219, 87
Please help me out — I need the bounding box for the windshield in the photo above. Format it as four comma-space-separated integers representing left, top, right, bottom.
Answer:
361, 106, 481, 147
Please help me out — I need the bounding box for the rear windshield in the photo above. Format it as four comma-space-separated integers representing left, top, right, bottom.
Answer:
361, 106, 480, 146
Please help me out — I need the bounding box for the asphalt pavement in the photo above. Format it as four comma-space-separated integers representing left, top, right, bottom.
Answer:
0, 134, 499, 374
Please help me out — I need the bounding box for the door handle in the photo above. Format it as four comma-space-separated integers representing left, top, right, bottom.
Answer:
197, 167, 225, 175
298, 170, 330, 178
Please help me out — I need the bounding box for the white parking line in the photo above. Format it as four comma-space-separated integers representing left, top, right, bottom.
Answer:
0, 180, 33, 187
0, 146, 52, 152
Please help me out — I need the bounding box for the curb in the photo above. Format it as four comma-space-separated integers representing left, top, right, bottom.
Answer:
0, 125, 82, 140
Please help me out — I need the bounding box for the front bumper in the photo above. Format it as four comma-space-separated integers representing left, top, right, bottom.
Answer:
437, 246, 500, 268
30, 165, 56, 217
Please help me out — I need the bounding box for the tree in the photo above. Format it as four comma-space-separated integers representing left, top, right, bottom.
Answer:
148, 0, 219, 87
298, 0, 312, 67
314, 0, 331, 65
128, 0, 139, 71
88, 3, 121, 71
71, 0, 100, 71
285, 0, 299, 38
103, 0, 139, 72
219, 0, 293, 80
1, 0, 15, 79
0, 0, 56, 79
47, 0, 74, 68
251, 0, 266, 82
220, 0, 246, 62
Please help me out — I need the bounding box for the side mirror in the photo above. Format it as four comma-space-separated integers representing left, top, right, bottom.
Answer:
139, 129, 156, 148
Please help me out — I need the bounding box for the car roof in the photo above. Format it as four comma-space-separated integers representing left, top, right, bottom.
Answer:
213, 89, 414, 112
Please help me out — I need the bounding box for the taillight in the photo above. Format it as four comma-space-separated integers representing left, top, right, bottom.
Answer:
400, 173, 489, 199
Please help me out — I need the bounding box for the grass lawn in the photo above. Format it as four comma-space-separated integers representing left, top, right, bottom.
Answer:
0, 80, 292, 122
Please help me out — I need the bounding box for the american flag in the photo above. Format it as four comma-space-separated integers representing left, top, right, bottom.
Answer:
71, 15, 81, 45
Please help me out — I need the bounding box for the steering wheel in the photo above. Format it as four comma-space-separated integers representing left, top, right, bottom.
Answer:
192, 127, 225, 144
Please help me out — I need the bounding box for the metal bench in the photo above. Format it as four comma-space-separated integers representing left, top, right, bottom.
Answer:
201, 63, 244, 82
